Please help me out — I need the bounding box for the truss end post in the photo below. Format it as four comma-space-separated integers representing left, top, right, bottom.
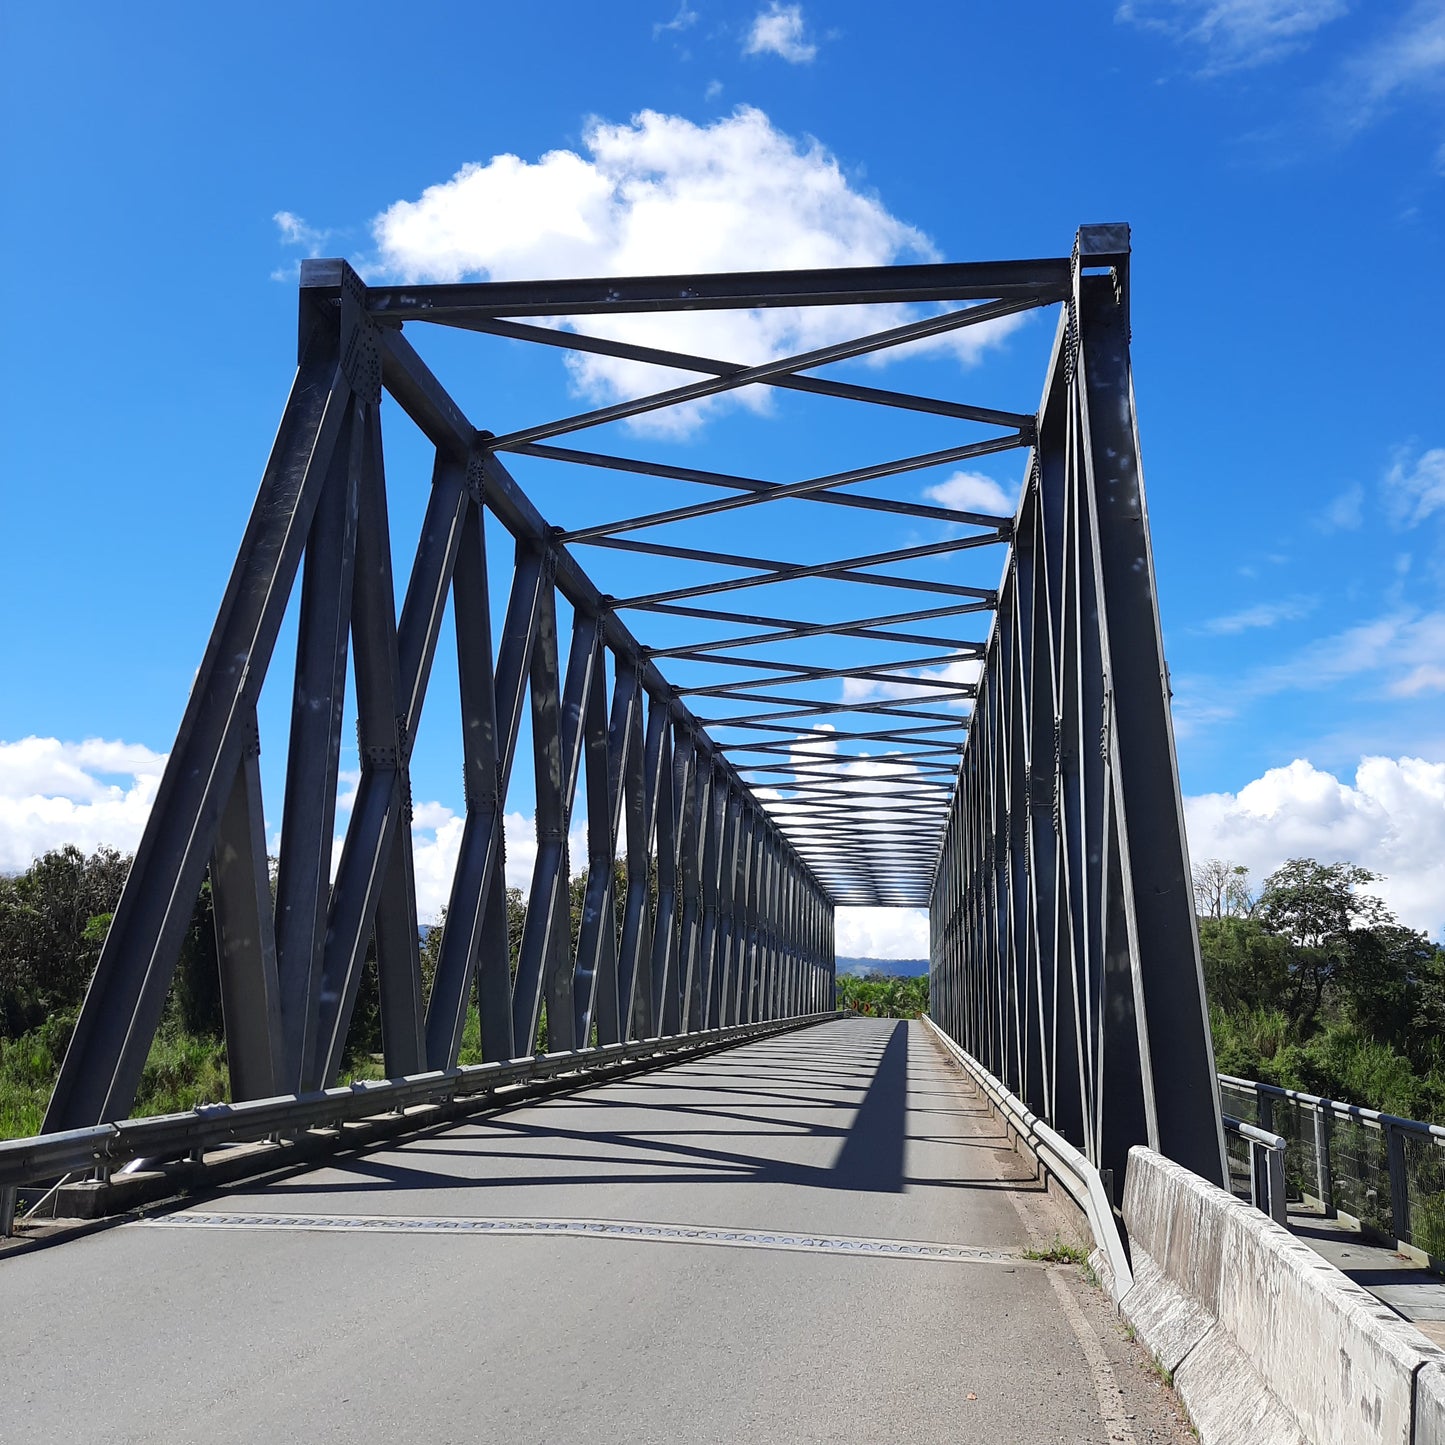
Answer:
297, 257, 348, 365
1075, 223, 1130, 270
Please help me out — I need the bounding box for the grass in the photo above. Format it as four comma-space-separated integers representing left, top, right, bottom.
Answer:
134, 1028, 229, 1115
1148, 1355, 1175, 1389
1, 1014, 234, 1139
0, 1019, 66, 1139
1022, 1237, 1089, 1266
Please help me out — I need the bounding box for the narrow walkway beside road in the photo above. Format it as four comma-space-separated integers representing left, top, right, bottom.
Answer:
1289, 1206, 1445, 1350
0, 1018, 1191, 1443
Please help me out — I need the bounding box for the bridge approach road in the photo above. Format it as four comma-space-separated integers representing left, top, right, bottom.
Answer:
1, 1017, 1192, 1443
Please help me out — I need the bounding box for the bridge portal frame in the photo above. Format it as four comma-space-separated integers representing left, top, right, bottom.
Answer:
39, 226, 1225, 1197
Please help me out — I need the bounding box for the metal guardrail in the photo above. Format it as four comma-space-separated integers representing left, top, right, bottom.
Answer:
1222, 1114, 1288, 1226
0, 1012, 838, 1237
1219, 1073, 1445, 1261
921, 1014, 1133, 1300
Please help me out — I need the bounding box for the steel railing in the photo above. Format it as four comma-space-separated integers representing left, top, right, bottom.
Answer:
0, 1012, 837, 1237
1219, 1073, 1445, 1261
922, 1014, 1133, 1300
1222, 1114, 1288, 1226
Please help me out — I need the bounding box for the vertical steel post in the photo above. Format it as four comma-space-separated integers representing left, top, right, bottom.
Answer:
1314, 1102, 1334, 1214
1387, 1123, 1411, 1245
209, 718, 283, 1101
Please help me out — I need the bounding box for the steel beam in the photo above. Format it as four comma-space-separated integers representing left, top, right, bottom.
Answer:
343, 256, 1072, 319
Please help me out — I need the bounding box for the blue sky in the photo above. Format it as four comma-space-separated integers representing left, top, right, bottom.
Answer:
2, 1, 1443, 949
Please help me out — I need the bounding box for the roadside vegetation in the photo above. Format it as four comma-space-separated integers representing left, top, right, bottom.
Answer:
835, 972, 928, 1018
1195, 857, 1445, 1123
0, 846, 630, 1139
6, 845, 1443, 1141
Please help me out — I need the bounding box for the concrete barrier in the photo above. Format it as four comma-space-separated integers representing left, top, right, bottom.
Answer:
1122, 1145, 1445, 1445
1418, 1364, 1445, 1444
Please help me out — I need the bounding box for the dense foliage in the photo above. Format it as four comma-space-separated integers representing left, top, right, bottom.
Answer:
7, 843, 1441, 1141
836, 972, 928, 1018
1196, 857, 1445, 1122
0, 846, 231, 1138
0, 848, 638, 1138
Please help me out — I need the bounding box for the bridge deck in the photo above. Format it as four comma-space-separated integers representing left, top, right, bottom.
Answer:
1, 1018, 1190, 1442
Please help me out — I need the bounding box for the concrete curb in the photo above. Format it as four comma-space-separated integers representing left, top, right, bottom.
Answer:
1122, 1145, 1445, 1445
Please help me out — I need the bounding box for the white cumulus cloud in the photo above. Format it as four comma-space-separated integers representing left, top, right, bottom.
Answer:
835, 906, 928, 959
406, 804, 590, 924
0, 734, 596, 930
924, 470, 1017, 518
371, 108, 1020, 434
0, 736, 166, 873
744, 3, 818, 62
1185, 755, 1445, 937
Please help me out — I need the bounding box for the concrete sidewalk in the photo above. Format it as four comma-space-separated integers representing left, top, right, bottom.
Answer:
0, 1018, 1192, 1443
1289, 1207, 1445, 1350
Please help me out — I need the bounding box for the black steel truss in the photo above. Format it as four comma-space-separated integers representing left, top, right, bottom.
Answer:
930, 228, 1226, 1189
41, 224, 1224, 1192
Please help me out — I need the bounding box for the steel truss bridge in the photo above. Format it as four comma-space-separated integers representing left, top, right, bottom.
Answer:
15, 224, 1365, 1445
41, 221, 1223, 1188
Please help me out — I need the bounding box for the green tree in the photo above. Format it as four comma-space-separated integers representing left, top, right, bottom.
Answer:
836, 972, 928, 1018
1255, 858, 1392, 1033
1197, 916, 1294, 1015
0, 845, 131, 1037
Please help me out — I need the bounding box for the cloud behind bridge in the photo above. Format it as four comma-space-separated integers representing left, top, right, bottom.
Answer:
7, 734, 1442, 941
361, 107, 1023, 435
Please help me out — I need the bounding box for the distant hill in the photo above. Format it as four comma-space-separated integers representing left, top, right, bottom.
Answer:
836, 956, 928, 978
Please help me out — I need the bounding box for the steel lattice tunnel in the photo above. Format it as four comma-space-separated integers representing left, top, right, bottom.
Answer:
43, 224, 1226, 1193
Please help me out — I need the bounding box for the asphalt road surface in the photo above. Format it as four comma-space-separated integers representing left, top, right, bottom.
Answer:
0, 1017, 1193, 1443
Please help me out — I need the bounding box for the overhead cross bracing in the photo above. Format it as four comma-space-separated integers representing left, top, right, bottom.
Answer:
352, 256, 1068, 909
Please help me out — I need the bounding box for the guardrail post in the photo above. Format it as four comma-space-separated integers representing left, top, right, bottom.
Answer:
1313, 1101, 1333, 1215
1264, 1141, 1288, 1227
1385, 1121, 1411, 1245
1256, 1087, 1274, 1134
0, 1185, 16, 1238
